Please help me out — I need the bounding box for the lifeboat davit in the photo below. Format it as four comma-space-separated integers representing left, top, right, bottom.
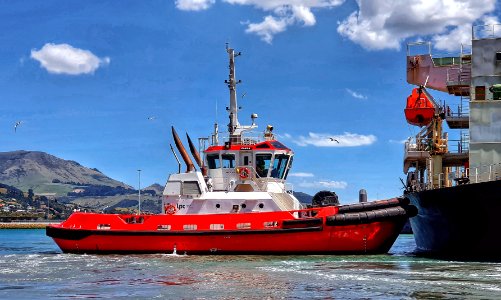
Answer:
404, 87, 435, 126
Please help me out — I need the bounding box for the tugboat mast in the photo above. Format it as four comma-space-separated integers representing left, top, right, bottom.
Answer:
225, 44, 257, 143
226, 44, 241, 137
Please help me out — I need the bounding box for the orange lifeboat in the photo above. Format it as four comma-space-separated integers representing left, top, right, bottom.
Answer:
404, 87, 436, 126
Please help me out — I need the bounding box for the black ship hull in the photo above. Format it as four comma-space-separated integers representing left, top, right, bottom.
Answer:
406, 180, 501, 259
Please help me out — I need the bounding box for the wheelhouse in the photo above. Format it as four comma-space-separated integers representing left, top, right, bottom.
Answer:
204, 140, 293, 191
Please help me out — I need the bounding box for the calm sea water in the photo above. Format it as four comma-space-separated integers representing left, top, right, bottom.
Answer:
1, 230, 501, 299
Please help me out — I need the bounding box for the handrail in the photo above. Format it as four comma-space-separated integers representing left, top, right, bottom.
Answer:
407, 41, 431, 56
407, 41, 472, 62
234, 165, 287, 193
430, 162, 501, 189
234, 165, 264, 192
473, 24, 501, 40
446, 66, 471, 84
404, 137, 447, 153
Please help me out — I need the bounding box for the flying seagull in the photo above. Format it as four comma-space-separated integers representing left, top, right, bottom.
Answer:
329, 137, 339, 143
147, 116, 156, 120
14, 121, 22, 132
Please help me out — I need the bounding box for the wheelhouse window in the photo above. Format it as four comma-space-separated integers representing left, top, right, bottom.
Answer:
271, 154, 290, 179
270, 141, 288, 149
222, 154, 235, 168
207, 154, 220, 169
284, 156, 293, 179
256, 154, 272, 177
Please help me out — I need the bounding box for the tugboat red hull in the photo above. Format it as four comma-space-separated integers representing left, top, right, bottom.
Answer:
47, 200, 416, 254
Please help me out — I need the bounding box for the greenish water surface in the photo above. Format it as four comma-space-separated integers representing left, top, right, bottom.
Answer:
1, 230, 500, 299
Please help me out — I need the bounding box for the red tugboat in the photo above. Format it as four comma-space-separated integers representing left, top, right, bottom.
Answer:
46, 45, 416, 254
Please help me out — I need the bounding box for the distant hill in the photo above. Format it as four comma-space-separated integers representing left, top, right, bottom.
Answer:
143, 183, 164, 195
294, 191, 312, 204
0, 150, 131, 194
67, 194, 162, 214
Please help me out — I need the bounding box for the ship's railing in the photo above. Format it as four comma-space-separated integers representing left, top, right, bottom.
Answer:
407, 41, 431, 56
404, 138, 427, 152
220, 134, 263, 146
215, 130, 276, 146
443, 95, 470, 133
234, 165, 290, 193
407, 42, 461, 66
405, 130, 470, 158
448, 133, 469, 153
407, 41, 472, 66
433, 163, 501, 189
405, 137, 446, 153
473, 24, 501, 40
443, 104, 469, 119
235, 165, 263, 191
468, 163, 501, 183
446, 66, 471, 85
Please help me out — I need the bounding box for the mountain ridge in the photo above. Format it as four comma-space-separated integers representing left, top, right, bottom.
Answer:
0, 150, 132, 194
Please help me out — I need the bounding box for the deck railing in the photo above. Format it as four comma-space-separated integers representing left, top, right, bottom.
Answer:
473, 24, 501, 40
468, 163, 501, 183
232, 165, 291, 194
446, 66, 471, 85
432, 162, 501, 189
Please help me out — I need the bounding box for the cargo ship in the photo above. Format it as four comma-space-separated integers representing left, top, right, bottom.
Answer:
403, 25, 501, 258
46, 45, 416, 254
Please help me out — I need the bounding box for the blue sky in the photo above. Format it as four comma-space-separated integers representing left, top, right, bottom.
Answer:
0, 0, 499, 203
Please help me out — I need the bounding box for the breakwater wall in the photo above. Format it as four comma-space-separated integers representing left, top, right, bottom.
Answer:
0, 222, 61, 229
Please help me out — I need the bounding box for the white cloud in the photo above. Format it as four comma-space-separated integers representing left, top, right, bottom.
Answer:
431, 24, 472, 52
298, 180, 348, 189
433, 15, 500, 52
31, 43, 110, 75
246, 15, 290, 44
224, 0, 345, 43
289, 172, 315, 177
175, 0, 496, 48
287, 132, 376, 147
291, 5, 316, 26
346, 88, 367, 100
176, 0, 215, 11
337, 0, 496, 51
